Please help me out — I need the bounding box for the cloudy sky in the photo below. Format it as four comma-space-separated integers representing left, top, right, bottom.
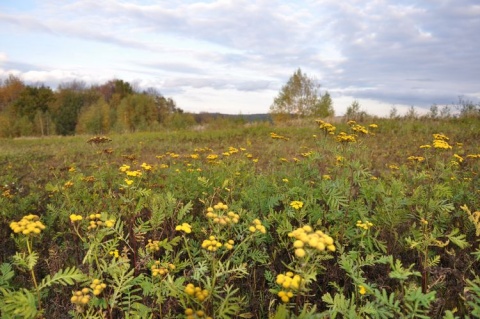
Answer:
1, 0, 479, 116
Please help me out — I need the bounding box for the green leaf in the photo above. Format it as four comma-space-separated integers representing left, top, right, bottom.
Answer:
38, 266, 86, 290
0, 288, 39, 319
446, 228, 470, 249
0, 263, 15, 288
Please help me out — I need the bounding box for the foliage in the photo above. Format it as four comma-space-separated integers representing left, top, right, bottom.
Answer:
0, 117, 479, 318
269, 68, 334, 120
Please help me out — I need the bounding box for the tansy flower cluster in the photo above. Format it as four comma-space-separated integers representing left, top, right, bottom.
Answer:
356, 220, 374, 230
184, 308, 212, 319
69, 214, 83, 222
201, 236, 223, 251
248, 219, 266, 234
316, 119, 336, 135
205, 206, 240, 225
151, 261, 175, 277
290, 201, 304, 210
176, 223, 192, 234
71, 288, 90, 306
10, 214, 46, 235
90, 279, 107, 296
336, 132, 357, 143
146, 239, 161, 252
87, 214, 115, 230
349, 123, 369, 135
185, 283, 209, 302
432, 133, 452, 150
276, 272, 302, 303
140, 162, 152, 170
109, 249, 119, 258
288, 225, 336, 258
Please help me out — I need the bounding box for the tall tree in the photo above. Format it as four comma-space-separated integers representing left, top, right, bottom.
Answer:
313, 91, 334, 118
270, 68, 333, 119
50, 88, 85, 135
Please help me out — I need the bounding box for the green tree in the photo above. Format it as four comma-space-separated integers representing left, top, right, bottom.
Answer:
115, 94, 159, 132
76, 97, 112, 134
270, 68, 333, 120
313, 90, 335, 118
50, 87, 85, 135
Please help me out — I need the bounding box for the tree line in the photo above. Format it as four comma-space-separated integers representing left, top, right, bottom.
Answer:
0, 76, 191, 137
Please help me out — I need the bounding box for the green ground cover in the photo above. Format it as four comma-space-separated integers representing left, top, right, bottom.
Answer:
0, 117, 479, 318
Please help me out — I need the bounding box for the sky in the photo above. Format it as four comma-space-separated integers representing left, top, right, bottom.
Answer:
1, 0, 479, 116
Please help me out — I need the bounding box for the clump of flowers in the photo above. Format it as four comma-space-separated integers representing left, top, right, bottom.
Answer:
151, 261, 175, 277
10, 214, 46, 235
206, 154, 219, 162
205, 202, 240, 225
146, 239, 161, 253
290, 201, 304, 210
224, 239, 235, 250
176, 222, 192, 234
185, 283, 209, 302
336, 132, 357, 143
288, 225, 336, 256
69, 214, 83, 222
87, 214, 115, 230
90, 278, 107, 296
248, 219, 266, 234
140, 162, 152, 170
432, 133, 452, 149
184, 308, 213, 319
350, 123, 369, 135
119, 164, 130, 172
316, 119, 336, 135
276, 272, 303, 303
109, 249, 119, 258
201, 236, 223, 251
126, 170, 142, 177
356, 220, 374, 230
71, 288, 90, 307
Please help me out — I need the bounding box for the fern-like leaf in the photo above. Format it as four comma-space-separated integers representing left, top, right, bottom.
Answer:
38, 266, 86, 290
0, 263, 15, 288
0, 287, 38, 319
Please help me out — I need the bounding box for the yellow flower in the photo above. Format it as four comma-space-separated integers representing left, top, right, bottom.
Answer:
119, 164, 130, 172
70, 214, 83, 222
141, 162, 152, 170
10, 215, 46, 235
175, 223, 192, 234
126, 170, 142, 177
124, 178, 134, 185
290, 201, 304, 210
359, 285, 367, 295
295, 248, 306, 258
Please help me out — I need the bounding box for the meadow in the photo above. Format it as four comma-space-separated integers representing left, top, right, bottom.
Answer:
0, 117, 479, 319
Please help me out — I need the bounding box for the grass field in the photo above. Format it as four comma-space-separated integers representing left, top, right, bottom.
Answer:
1, 117, 479, 318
